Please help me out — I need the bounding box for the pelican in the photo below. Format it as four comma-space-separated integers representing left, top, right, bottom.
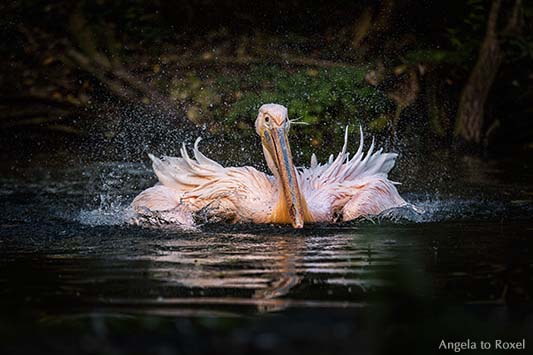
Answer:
132, 104, 406, 228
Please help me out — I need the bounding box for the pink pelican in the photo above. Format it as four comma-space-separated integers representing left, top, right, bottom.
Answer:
132, 104, 406, 228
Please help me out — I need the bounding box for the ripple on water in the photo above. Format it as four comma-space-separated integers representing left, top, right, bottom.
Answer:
2, 159, 532, 313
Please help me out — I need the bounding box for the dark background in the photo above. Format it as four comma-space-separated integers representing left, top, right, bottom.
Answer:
1, 0, 532, 168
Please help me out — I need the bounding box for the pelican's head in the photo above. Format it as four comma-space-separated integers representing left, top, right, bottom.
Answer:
255, 104, 289, 133
255, 104, 306, 228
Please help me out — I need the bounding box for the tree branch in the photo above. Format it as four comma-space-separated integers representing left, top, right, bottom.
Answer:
486, 0, 502, 37
503, 0, 523, 35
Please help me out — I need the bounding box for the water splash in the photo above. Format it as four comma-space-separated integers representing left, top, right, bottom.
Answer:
68, 160, 531, 227
74, 162, 150, 226
77, 192, 134, 226
373, 196, 513, 224
74, 191, 511, 228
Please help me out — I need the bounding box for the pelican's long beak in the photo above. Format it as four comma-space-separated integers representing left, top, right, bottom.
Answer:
261, 126, 306, 228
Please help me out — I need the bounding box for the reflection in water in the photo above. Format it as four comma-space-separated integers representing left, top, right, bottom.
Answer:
0, 158, 532, 318
1, 154, 533, 355
3, 220, 532, 318
129, 234, 311, 313
252, 236, 302, 301
132, 233, 366, 312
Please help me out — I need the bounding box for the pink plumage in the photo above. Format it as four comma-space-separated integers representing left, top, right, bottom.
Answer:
132, 104, 406, 228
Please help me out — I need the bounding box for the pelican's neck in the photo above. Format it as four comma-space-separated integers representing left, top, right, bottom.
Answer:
262, 144, 313, 225
271, 191, 312, 223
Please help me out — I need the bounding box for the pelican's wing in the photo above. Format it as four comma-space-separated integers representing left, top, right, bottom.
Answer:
299, 127, 405, 221
148, 137, 227, 191
145, 138, 276, 223
300, 126, 398, 186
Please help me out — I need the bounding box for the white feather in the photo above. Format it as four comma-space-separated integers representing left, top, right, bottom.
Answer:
141, 138, 276, 224
301, 126, 397, 184
299, 126, 403, 220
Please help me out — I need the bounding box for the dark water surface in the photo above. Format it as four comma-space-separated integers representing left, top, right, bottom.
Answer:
1, 155, 532, 355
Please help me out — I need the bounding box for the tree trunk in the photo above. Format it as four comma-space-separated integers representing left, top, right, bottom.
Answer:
455, 0, 502, 144
455, 0, 523, 144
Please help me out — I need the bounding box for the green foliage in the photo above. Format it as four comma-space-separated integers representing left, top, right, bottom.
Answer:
404, 49, 465, 65
167, 65, 393, 158
402, 0, 488, 70
217, 65, 392, 130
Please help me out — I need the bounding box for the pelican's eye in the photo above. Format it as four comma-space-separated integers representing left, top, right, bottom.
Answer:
265, 116, 270, 123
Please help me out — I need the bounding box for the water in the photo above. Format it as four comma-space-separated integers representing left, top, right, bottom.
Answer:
1, 155, 532, 354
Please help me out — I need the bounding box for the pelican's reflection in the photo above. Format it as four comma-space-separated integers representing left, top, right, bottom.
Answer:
251, 235, 304, 311
136, 231, 382, 313
137, 233, 305, 311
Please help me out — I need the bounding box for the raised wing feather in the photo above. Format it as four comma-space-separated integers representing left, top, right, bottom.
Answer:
300, 126, 398, 187
144, 137, 276, 223
299, 127, 403, 221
